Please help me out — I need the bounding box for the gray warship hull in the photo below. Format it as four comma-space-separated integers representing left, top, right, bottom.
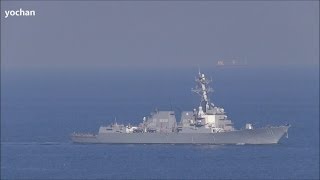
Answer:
71, 125, 289, 145
71, 71, 291, 145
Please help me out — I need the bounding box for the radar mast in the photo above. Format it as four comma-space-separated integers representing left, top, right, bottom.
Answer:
192, 70, 214, 112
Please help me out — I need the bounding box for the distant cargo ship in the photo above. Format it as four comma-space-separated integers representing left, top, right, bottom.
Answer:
216, 59, 248, 67
71, 70, 290, 144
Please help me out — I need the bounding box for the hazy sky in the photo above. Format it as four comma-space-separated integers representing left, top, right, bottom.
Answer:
1, 1, 319, 69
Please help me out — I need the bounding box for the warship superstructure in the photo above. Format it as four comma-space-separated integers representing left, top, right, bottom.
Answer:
71, 71, 290, 144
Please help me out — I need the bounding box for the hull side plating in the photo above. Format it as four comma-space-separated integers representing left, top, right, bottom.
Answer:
71, 126, 289, 144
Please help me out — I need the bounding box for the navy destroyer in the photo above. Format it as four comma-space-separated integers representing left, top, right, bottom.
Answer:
71, 71, 290, 144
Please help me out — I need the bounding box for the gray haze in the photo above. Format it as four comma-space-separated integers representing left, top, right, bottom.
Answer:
1, 1, 319, 69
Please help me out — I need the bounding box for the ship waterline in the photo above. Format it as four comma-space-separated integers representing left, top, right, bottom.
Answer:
71, 126, 290, 144
71, 71, 290, 145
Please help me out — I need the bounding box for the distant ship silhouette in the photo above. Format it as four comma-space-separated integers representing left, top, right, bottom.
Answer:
216, 59, 248, 68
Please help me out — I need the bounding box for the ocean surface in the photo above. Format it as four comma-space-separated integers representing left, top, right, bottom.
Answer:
1, 66, 319, 179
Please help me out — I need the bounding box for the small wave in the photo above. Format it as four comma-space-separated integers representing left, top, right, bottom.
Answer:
1, 142, 70, 146
236, 143, 246, 145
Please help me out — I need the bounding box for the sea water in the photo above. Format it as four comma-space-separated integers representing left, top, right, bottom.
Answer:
1, 66, 319, 179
